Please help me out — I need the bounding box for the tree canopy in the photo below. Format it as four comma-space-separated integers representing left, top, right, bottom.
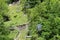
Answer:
25, 0, 60, 40
0, 0, 60, 40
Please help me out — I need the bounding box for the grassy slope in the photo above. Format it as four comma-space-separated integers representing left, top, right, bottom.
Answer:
4, 2, 28, 39
19, 25, 28, 40
4, 3, 28, 27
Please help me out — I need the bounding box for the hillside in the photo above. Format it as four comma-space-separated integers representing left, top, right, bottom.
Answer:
0, 0, 60, 40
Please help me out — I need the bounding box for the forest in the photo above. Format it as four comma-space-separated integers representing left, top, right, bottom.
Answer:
0, 0, 60, 40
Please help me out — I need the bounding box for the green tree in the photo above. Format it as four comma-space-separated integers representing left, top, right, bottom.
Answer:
26, 0, 60, 40
0, 0, 11, 40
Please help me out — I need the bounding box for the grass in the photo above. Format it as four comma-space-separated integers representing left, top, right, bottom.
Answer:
19, 26, 28, 40
4, 2, 28, 40
7, 30, 18, 39
4, 3, 28, 27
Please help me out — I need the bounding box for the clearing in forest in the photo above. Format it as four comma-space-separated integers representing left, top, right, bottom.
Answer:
4, 1, 28, 40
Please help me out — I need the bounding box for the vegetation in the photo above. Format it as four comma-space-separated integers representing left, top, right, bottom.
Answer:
26, 0, 60, 40
0, 0, 11, 40
0, 0, 60, 40
0, 0, 27, 40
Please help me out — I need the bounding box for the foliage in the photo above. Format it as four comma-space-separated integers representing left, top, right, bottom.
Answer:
26, 0, 60, 40
0, 0, 28, 40
0, 0, 11, 40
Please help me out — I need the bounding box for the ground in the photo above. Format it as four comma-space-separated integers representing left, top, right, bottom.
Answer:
3, 2, 30, 40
